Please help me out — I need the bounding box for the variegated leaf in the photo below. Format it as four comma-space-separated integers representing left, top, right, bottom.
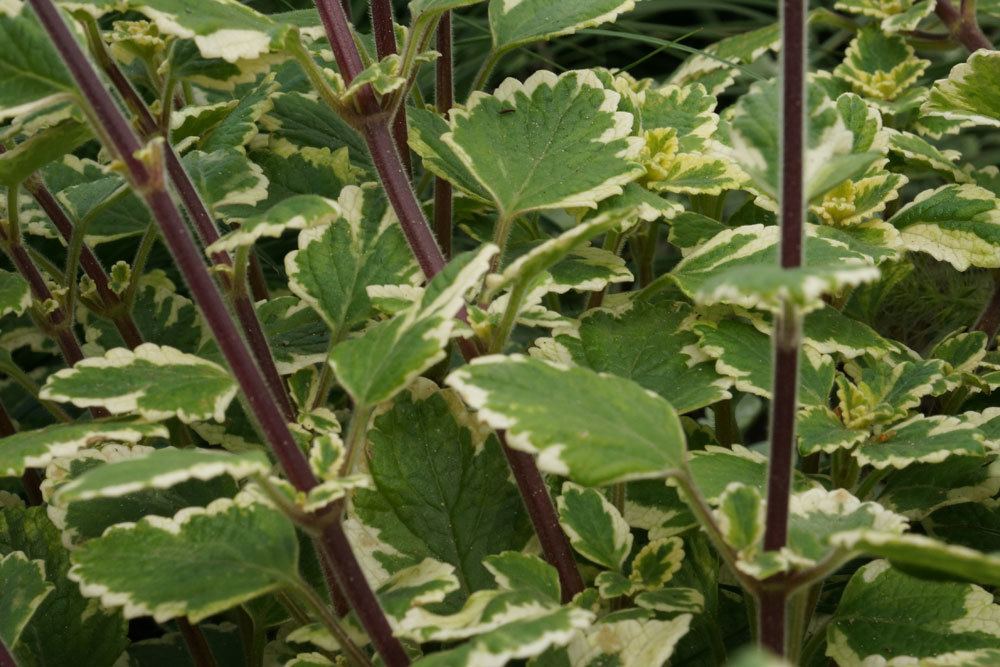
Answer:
0, 420, 166, 477
834, 0, 935, 32
0, 7, 73, 121
887, 183, 1000, 271
0, 551, 52, 649
206, 195, 340, 254
443, 70, 642, 219
557, 482, 632, 571
54, 448, 269, 503
828, 560, 1000, 666
797, 406, 868, 456
286, 184, 417, 336
834, 26, 928, 101
68, 493, 298, 623
39, 344, 238, 423
853, 414, 986, 469
0, 269, 30, 317
687, 446, 821, 503
670, 23, 780, 94
447, 354, 687, 486
923, 50, 1000, 130
566, 614, 692, 667
488, 0, 635, 52
878, 457, 1000, 519
330, 245, 495, 407
837, 357, 950, 428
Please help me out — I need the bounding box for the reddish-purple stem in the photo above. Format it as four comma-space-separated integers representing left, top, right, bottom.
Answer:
0, 639, 16, 667
369, 0, 412, 175
177, 618, 218, 667
936, 0, 993, 51
28, 3, 406, 663
759, 0, 806, 656
433, 12, 454, 258
312, 0, 584, 601
84, 32, 294, 420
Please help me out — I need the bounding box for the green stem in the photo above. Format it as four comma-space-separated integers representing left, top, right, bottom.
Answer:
854, 466, 890, 500
712, 398, 741, 447
488, 280, 528, 354
0, 359, 73, 422
340, 404, 373, 477
469, 47, 506, 96
125, 222, 158, 309
63, 204, 93, 328
289, 579, 373, 667
610, 483, 626, 515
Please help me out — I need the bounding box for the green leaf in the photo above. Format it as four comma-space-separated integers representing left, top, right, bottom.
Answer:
488, 0, 635, 52
827, 561, 1000, 665
286, 184, 418, 336
352, 381, 529, 595
634, 587, 704, 614
671, 23, 780, 93
557, 300, 730, 414
0, 120, 90, 187
797, 406, 868, 456
251, 296, 330, 376
629, 537, 684, 591
410, 0, 484, 21
671, 224, 876, 302
330, 245, 495, 407
483, 552, 560, 604
128, 0, 295, 62
0, 419, 167, 477
886, 129, 965, 182
926, 500, 1000, 552
447, 354, 687, 486
0, 552, 52, 649
81, 271, 203, 353
836, 532, 1000, 586
413, 606, 593, 667
40, 344, 238, 423
54, 448, 269, 503
69, 493, 298, 622
557, 482, 632, 570
808, 171, 907, 228
837, 357, 950, 428
377, 559, 461, 627
443, 70, 642, 219
206, 195, 341, 254
695, 263, 879, 315
408, 106, 491, 203
887, 183, 1000, 271
200, 74, 276, 151
641, 127, 745, 196
694, 318, 836, 407
802, 304, 895, 359
718, 78, 882, 206
0, 8, 73, 121
0, 269, 30, 317
715, 483, 764, 555
181, 148, 268, 220
640, 83, 718, 150
854, 414, 986, 470
687, 445, 820, 503
877, 456, 1000, 519
833, 25, 928, 101
0, 506, 127, 667
834, 0, 935, 32
923, 50, 1000, 130
43, 445, 240, 547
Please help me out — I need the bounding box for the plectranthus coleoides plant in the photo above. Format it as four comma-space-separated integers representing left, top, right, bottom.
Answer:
1, 0, 1000, 664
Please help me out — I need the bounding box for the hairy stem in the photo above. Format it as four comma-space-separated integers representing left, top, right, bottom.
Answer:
759, 0, 807, 656
369, 0, 411, 175
311, 0, 584, 600
433, 11, 454, 258
30, 3, 403, 662
177, 618, 218, 667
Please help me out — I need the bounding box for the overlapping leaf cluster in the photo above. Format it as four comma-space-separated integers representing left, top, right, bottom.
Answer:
1, 0, 1000, 665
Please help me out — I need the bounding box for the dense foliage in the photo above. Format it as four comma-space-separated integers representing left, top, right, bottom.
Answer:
1, 0, 1000, 665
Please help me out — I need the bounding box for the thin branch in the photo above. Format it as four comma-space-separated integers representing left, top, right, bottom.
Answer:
177, 618, 219, 667
936, 0, 993, 51
311, 0, 584, 601
433, 11, 454, 258
27, 4, 405, 664
79, 15, 295, 420
759, 0, 806, 656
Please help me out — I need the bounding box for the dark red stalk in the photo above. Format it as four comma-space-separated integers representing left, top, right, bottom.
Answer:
82, 29, 295, 420
936, 0, 992, 51
177, 618, 218, 667
0, 639, 15, 667
759, 0, 806, 656
433, 12, 454, 258
312, 0, 584, 601
28, 3, 406, 663
369, 0, 412, 175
